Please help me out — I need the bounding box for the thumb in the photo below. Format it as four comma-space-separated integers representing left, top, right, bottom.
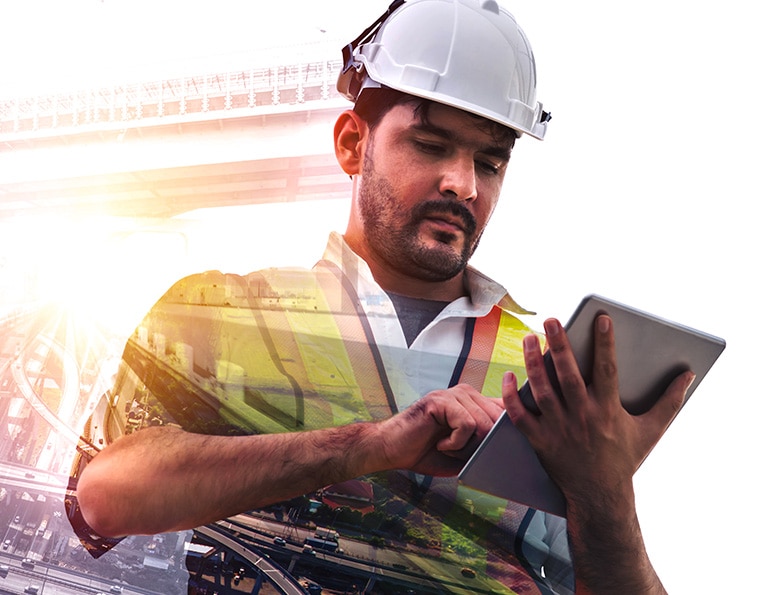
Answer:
641, 370, 695, 439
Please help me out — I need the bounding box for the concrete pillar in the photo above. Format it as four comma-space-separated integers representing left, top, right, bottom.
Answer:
250, 572, 263, 594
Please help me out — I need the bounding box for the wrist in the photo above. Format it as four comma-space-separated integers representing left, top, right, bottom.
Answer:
564, 476, 637, 524
351, 420, 398, 474
319, 422, 388, 479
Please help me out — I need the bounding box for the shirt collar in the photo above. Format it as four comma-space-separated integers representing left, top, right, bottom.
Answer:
319, 231, 534, 317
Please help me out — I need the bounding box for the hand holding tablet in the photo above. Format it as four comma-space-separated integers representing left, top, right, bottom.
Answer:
459, 294, 726, 516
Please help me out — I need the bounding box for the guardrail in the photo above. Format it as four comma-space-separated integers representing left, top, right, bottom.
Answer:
0, 58, 344, 138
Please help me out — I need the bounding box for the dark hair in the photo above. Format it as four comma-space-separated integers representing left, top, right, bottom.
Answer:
353, 86, 518, 149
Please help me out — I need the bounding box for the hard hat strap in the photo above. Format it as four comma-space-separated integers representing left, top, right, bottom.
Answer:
341, 0, 406, 76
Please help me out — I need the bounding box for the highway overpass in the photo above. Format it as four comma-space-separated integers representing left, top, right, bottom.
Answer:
0, 54, 351, 218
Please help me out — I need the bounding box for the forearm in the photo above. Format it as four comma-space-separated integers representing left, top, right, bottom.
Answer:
565, 481, 666, 595
77, 423, 384, 537
77, 385, 499, 538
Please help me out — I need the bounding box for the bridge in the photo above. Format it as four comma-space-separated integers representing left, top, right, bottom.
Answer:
0, 52, 351, 218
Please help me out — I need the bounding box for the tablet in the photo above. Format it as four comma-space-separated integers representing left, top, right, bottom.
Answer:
458, 294, 726, 517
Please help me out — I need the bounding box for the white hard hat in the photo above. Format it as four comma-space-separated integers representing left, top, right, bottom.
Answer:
338, 0, 551, 140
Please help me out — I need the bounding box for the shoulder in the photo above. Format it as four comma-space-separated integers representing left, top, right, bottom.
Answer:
156, 271, 250, 307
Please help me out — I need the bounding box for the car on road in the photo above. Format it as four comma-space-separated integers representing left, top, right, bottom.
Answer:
302, 544, 316, 556
24, 586, 40, 594
273, 536, 286, 546
21, 558, 35, 569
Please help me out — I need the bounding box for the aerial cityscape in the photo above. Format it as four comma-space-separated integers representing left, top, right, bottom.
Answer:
0, 46, 527, 594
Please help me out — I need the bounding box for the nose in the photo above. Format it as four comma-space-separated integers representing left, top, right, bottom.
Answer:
439, 154, 478, 202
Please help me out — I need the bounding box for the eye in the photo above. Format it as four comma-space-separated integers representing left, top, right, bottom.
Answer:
476, 159, 501, 175
413, 140, 445, 155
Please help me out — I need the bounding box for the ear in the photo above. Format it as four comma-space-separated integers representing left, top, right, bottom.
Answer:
334, 110, 369, 176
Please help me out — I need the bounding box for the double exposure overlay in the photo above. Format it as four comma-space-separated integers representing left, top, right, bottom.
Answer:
0, 38, 570, 595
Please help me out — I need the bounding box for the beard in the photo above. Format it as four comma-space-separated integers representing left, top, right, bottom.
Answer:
358, 152, 481, 282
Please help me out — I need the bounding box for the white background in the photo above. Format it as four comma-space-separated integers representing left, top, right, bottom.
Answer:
2, 1, 764, 592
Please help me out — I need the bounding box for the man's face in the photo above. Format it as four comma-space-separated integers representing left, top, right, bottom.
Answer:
355, 102, 512, 283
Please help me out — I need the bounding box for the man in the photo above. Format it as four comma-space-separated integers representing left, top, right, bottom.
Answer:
75, 1, 692, 593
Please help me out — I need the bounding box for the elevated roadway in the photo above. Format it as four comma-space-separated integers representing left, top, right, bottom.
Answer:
195, 524, 307, 595
0, 553, 151, 595
209, 515, 505, 595
0, 57, 351, 218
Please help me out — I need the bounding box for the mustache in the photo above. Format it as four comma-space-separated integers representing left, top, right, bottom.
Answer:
410, 200, 477, 235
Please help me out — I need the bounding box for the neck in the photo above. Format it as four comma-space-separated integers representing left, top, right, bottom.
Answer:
373, 263, 467, 301
344, 233, 468, 302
